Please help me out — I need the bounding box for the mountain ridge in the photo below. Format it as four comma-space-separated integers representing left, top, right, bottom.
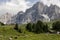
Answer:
0, 2, 60, 24
13, 2, 60, 24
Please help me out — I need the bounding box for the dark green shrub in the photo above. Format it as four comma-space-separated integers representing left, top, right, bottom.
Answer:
52, 21, 60, 32
14, 23, 18, 30
14, 24, 22, 33
35, 21, 44, 33
26, 20, 49, 34
43, 24, 49, 33
32, 23, 36, 32
0, 22, 5, 26
26, 23, 32, 32
18, 28, 22, 33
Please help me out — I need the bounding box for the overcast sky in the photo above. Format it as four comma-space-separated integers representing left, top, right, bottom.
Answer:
41, 0, 60, 7
0, 0, 60, 15
0, 0, 39, 15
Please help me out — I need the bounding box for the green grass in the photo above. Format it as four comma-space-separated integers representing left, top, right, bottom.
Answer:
0, 24, 60, 40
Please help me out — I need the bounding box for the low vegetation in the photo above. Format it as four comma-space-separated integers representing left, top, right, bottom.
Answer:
52, 21, 60, 32
26, 21, 49, 33
0, 22, 5, 26
0, 21, 60, 40
26, 20, 60, 34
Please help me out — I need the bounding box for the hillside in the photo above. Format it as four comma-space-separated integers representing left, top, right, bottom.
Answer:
0, 23, 60, 40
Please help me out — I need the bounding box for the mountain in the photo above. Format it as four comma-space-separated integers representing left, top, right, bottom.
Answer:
45, 5, 60, 20
0, 2, 60, 24
0, 13, 13, 24
13, 2, 50, 24
10, 2, 60, 24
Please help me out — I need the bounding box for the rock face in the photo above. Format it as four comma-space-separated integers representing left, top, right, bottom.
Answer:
0, 13, 13, 24
9, 2, 60, 24
13, 2, 50, 24
0, 2, 60, 24
44, 4, 60, 20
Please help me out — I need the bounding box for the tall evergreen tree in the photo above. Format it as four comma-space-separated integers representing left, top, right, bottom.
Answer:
43, 24, 49, 33
32, 23, 36, 32
35, 21, 44, 33
26, 23, 32, 32
14, 23, 18, 30
52, 21, 60, 32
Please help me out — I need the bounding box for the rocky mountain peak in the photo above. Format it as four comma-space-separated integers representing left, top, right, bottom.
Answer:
0, 2, 60, 24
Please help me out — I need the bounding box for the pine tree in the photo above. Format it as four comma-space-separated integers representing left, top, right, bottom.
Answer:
43, 24, 49, 33
52, 21, 60, 32
35, 21, 44, 33
14, 23, 18, 30
26, 23, 32, 32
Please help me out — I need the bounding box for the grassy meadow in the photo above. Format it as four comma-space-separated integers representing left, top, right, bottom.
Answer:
0, 22, 60, 40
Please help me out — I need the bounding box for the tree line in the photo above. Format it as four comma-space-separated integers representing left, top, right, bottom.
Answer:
26, 21, 60, 34
14, 20, 60, 34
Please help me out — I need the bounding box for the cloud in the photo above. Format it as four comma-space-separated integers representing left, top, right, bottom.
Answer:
0, 0, 60, 15
0, 0, 11, 5
0, 0, 31, 15
40, 0, 60, 7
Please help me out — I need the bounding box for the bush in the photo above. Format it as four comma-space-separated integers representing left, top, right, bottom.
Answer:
0, 22, 5, 26
43, 24, 49, 33
32, 23, 36, 32
14, 23, 22, 33
34, 21, 44, 33
52, 21, 60, 32
26, 23, 32, 32
14, 23, 18, 30
18, 28, 22, 33
26, 20, 49, 34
